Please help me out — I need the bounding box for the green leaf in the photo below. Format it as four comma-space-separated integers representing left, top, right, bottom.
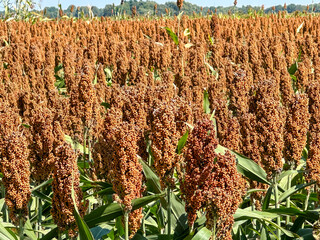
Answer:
0, 221, 17, 240
71, 174, 94, 240
74, 208, 94, 240
163, 27, 179, 45
234, 209, 278, 221
101, 102, 111, 110
183, 28, 190, 37
177, 11, 184, 20
263, 219, 299, 238
234, 209, 300, 238
41, 228, 58, 240
104, 67, 112, 79
84, 193, 164, 228
140, 158, 161, 194
176, 131, 189, 154
215, 145, 270, 185
90, 224, 111, 239
65, 135, 86, 154
278, 170, 301, 181
262, 186, 273, 210
278, 181, 316, 203
265, 207, 318, 221
24, 219, 37, 240
31, 179, 53, 192
296, 22, 304, 33
288, 62, 298, 75
203, 90, 210, 114
32, 190, 52, 204
192, 227, 211, 240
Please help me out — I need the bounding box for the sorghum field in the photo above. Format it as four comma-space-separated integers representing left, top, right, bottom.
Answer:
1, 2, 320, 240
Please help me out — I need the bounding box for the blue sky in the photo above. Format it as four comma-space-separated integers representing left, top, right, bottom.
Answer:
30, 0, 320, 9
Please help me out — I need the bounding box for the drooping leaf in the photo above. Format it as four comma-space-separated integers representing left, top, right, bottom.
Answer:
265, 207, 318, 221
278, 181, 316, 203
0, 221, 17, 240
74, 207, 94, 240
296, 22, 304, 33
176, 131, 189, 154
31, 179, 53, 192
177, 11, 184, 20
84, 193, 164, 228
32, 190, 52, 204
24, 219, 37, 240
262, 186, 273, 210
215, 145, 270, 185
163, 27, 179, 45
191, 227, 212, 240
71, 173, 94, 240
234, 208, 278, 221
140, 158, 161, 194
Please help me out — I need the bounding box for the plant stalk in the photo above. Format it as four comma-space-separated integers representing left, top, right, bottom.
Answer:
19, 214, 24, 240
212, 215, 217, 240
1, 184, 8, 223
142, 215, 146, 237
302, 188, 311, 228
37, 192, 43, 238
167, 186, 172, 237
286, 173, 292, 225
124, 211, 129, 240
274, 178, 281, 239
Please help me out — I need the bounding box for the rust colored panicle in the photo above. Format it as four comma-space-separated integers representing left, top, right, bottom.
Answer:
150, 101, 179, 189
284, 93, 310, 167
255, 79, 285, 177
108, 122, 144, 238
131, 6, 137, 17
181, 119, 218, 226
29, 105, 56, 182
0, 131, 31, 225
181, 120, 245, 239
51, 143, 87, 237
177, 0, 184, 10
93, 108, 123, 180
307, 83, 320, 185
0, 102, 31, 225
229, 69, 250, 116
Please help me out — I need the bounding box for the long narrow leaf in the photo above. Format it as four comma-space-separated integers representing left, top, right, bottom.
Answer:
215, 145, 270, 185
262, 186, 273, 210
278, 181, 316, 203
85, 193, 164, 228
163, 27, 179, 45
192, 227, 211, 240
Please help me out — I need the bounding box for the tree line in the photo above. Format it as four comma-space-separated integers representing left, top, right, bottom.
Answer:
40, 1, 320, 19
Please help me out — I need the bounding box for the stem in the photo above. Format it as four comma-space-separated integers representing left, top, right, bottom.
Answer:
19, 214, 24, 240
251, 197, 257, 229
58, 231, 62, 240
36, 193, 42, 238
142, 215, 146, 237
167, 187, 172, 237
302, 188, 311, 228
212, 215, 217, 240
124, 211, 129, 240
1, 184, 8, 223
274, 178, 281, 239
286, 173, 292, 225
